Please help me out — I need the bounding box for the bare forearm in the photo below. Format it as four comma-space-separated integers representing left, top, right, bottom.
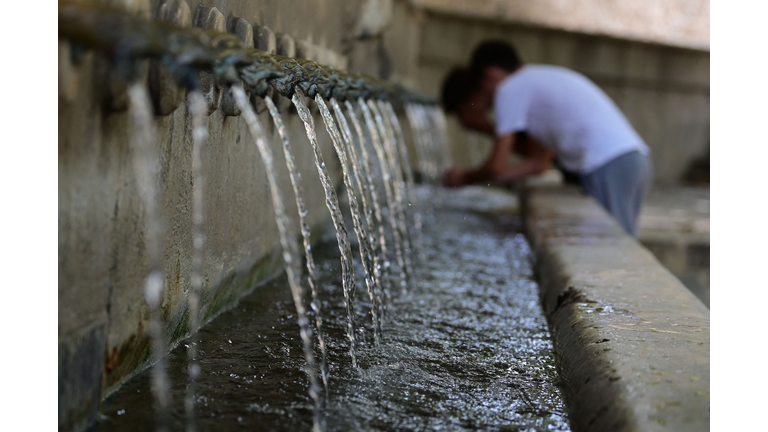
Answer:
494, 158, 551, 182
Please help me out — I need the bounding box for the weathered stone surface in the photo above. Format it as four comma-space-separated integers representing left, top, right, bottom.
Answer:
523, 185, 710, 432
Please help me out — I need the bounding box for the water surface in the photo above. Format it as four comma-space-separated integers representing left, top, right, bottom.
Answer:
96, 188, 570, 432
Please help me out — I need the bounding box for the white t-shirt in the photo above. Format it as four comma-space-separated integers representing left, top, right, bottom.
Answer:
494, 64, 649, 174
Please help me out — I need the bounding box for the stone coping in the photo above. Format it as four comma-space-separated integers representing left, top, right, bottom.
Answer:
521, 185, 710, 431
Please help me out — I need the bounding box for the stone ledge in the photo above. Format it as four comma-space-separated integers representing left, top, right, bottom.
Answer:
521, 185, 709, 432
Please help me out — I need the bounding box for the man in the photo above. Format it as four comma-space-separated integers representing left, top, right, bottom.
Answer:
441, 40, 652, 236
442, 67, 582, 186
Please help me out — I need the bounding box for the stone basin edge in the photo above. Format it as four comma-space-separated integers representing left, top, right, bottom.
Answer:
520, 184, 710, 432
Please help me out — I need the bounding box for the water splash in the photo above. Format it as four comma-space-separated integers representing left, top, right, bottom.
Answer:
292, 92, 358, 367
316, 95, 381, 346
360, 98, 408, 294
232, 85, 322, 432
342, 100, 391, 322
184, 89, 208, 432
263, 95, 329, 392
126, 82, 170, 432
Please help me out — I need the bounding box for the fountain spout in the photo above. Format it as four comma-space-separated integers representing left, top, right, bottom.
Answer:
266, 55, 311, 98
240, 50, 285, 97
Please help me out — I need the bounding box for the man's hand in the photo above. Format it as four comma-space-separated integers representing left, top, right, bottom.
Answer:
443, 166, 468, 187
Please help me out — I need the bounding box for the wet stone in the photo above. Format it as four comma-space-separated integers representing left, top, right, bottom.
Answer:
94, 193, 570, 431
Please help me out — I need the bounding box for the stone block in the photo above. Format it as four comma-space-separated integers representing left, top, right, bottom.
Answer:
102, 0, 152, 112
58, 323, 107, 432
193, 5, 226, 115
221, 17, 255, 116
255, 24, 277, 54
149, 0, 192, 115
59, 40, 84, 104
272, 33, 297, 113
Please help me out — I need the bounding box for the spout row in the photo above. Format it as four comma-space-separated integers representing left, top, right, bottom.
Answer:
58, 1, 436, 105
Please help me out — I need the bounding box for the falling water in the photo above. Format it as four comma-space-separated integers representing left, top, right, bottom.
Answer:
404, 104, 428, 185
263, 95, 329, 391
370, 100, 413, 278
431, 106, 454, 169
342, 100, 391, 321
184, 89, 208, 432
328, 98, 385, 335
126, 82, 170, 432
379, 101, 424, 263
292, 92, 358, 367
406, 103, 442, 210
359, 98, 408, 294
232, 85, 322, 432
404, 104, 434, 199
316, 95, 381, 345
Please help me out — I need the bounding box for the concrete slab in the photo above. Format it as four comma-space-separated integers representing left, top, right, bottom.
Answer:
522, 185, 710, 432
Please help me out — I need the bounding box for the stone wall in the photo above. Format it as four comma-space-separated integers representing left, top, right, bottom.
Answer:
418, 0, 710, 50
417, 11, 710, 185
58, 1, 423, 430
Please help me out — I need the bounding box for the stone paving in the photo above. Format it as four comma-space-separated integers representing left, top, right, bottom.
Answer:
637, 186, 710, 307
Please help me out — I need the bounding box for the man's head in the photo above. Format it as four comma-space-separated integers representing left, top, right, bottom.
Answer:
440, 67, 476, 114
469, 40, 523, 92
440, 67, 495, 134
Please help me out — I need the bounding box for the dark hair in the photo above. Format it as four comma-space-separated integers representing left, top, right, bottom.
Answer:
469, 40, 522, 75
440, 67, 476, 113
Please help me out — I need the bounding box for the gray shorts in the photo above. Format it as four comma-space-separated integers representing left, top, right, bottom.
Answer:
580, 151, 653, 236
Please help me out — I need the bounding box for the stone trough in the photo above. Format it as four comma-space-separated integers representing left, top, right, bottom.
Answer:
58, 2, 709, 431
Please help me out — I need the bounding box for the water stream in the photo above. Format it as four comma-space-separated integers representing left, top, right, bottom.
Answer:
233, 85, 322, 432
359, 99, 408, 294
185, 89, 209, 432
292, 92, 358, 368
94, 187, 571, 432
264, 95, 330, 392
316, 95, 381, 346
328, 99, 385, 338
380, 101, 424, 263
369, 100, 413, 282
126, 82, 171, 432
342, 100, 392, 321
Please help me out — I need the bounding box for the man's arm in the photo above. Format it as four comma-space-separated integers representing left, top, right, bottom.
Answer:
492, 136, 553, 183
445, 133, 515, 186
444, 133, 553, 186
463, 133, 516, 184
